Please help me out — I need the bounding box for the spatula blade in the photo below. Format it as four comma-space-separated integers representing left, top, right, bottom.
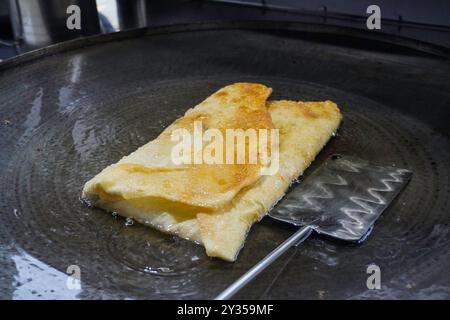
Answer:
269, 155, 412, 242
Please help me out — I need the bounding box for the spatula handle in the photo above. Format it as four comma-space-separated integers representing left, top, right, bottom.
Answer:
215, 225, 313, 300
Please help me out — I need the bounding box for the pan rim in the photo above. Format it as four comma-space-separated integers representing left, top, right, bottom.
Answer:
1, 19, 449, 72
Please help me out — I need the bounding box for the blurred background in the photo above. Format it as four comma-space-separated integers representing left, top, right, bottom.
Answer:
1, 0, 450, 61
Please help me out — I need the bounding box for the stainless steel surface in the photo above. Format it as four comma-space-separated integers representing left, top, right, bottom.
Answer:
103, 0, 450, 49
270, 155, 413, 241
8, 0, 100, 48
216, 155, 412, 299
116, 0, 148, 30
7, 0, 21, 43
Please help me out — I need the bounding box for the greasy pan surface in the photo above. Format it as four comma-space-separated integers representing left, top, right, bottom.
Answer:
0, 22, 449, 299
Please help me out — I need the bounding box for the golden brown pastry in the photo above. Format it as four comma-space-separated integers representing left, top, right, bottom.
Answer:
82, 83, 342, 261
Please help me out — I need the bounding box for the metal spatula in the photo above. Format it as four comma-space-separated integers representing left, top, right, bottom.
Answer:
216, 154, 412, 300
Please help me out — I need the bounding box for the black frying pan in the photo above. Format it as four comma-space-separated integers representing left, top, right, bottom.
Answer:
0, 21, 449, 299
